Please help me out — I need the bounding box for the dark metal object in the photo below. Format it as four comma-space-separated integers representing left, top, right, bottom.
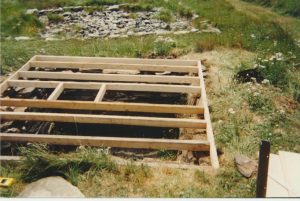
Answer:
256, 140, 271, 198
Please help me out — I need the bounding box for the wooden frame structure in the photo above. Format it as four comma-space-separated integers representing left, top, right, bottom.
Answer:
0, 55, 219, 169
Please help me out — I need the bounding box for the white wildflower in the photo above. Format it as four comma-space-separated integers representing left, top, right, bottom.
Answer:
250, 34, 256, 38
258, 64, 265, 68
261, 79, 270, 85
275, 52, 283, 61
253, 64, 258, 68
228, 108, 235, 114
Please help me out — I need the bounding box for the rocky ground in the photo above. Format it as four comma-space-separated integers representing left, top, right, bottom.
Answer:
24, 5, 221, 40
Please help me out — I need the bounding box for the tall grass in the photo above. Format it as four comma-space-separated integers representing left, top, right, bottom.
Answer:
243, 0, 300, 17
18, 144, 117, 185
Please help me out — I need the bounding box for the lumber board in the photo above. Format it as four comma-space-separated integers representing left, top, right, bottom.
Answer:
30, 61, 199, 73
7, 80, 201, 94
0, 112, 207, 128
19, 71, 199, 84
35, 55, 198, 66
47, 82, 64, 100
0, 56, 37, 94
0, 133, 210, 151
94, 84, 106, 102
198, 61, 220, 169
266, 154, 289, 197
0, 98, 204, 114
279, 151, 300, 197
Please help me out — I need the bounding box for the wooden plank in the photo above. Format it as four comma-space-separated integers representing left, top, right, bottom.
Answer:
0, 56, 37, 95
0, 133, 210, 151
266, 154, 289, 197
47, 82, 64, 100
198, 61, 219, 169
94, 84, 106, 102
279, 151, 300, 197
35, 55, 198, 66
30, 61, 199, 73
0, 98, 204, 114
7, 80, 201, 94
19, 71, 200, 84
0, 112, 207, 128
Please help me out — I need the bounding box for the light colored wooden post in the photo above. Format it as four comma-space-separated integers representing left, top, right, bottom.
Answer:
198, 61, 220, 169
94, 84, 106, 102
0, 55, 37, 95
48, 83, 64, 100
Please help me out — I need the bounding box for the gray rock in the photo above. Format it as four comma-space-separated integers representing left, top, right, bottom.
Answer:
19, 87, 35, 94
18, 176, 85, 198
26, 9, 38, 15
108, 5, 119, 11
14, 36, 31, 41
235, 154, 257, 178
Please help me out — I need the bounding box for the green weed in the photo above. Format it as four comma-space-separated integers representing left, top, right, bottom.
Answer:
154, 9, 174, 23
47, 13, 64, 23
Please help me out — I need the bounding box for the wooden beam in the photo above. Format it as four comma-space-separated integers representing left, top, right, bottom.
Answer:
0, 133, 210, 151
35, 55, 198, 66
0, 98, 204, 114
0, 56, 37, 95
7, 80, 201, 94
0, 112, 207, 128
19, 71, 199, 84
30, 61, 198, 73
94, 84, 106, 102
47, 82, 64, 100
198, 61, 219, 169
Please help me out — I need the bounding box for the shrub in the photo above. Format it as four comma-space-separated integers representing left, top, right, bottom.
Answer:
155, 9, 174, 23
47, 13, 64, 23
120, 3, 153, 12
85, 0, 120, 6
153, 36, 176, 56
247, 93, 272, 112
84, 6, 104, 14
179, 7, 193, 19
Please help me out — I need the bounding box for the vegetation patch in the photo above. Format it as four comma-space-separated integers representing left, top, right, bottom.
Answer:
242, 0, 300, 17
18, 145, 117, 185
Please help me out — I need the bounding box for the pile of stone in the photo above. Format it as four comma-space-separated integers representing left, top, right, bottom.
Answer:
28, 5, 202, 40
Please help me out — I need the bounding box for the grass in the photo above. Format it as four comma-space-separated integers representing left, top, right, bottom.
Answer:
242, 0, 300, 17
154, 9, 174, 23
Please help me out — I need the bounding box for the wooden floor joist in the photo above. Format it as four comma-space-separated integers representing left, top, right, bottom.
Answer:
0, 112, 207, 128
19, 71, 200, 84
6, 80, 201, 94
0, 98, 204, 114
0, 55, 219, 170
30, 61, 199, 73
0, 133, 210, 151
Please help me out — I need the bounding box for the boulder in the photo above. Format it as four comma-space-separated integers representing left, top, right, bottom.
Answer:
18, 176, 85, 198
14, 36, 31, 41
235, 154, 257, 178
26, 9, 38, 15
108, 5, 119, 11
